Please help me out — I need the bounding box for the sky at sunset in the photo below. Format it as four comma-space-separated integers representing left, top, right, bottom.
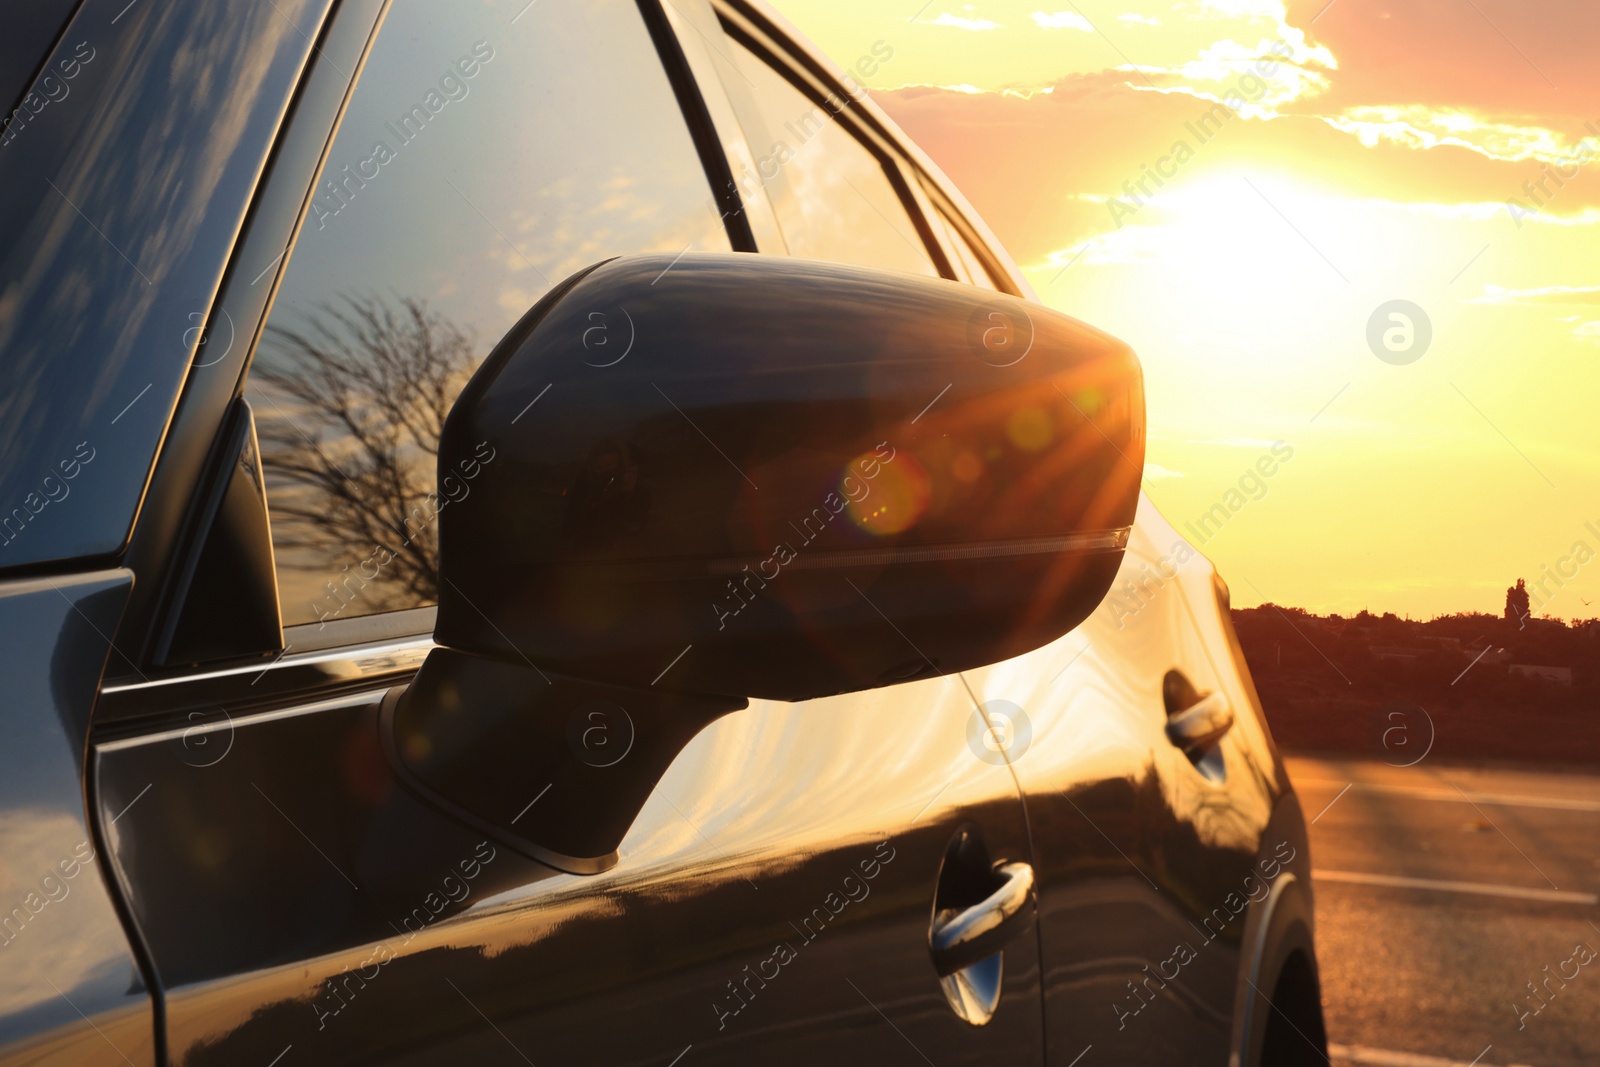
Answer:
766, 0, 1600, 622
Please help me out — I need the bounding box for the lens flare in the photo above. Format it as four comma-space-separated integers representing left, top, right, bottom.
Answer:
1006, 406, 1054, 453
845, 452, 931, 536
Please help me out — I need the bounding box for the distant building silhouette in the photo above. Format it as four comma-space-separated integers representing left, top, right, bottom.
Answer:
1505, 578, 1531, 625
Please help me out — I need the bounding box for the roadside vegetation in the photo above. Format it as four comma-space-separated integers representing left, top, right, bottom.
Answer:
1233, 603, 1600, 767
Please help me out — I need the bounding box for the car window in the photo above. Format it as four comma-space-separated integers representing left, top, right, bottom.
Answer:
247, 0, 730, 629
940, 209, 1002, 291
912, 175, 1006, 292
719, 37, 939, 278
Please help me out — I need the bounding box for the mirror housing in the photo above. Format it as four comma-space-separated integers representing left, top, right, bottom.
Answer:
388, 253, 1143, 871
433, 252, 1143, 699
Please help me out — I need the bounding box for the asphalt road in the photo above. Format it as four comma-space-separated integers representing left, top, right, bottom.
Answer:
1286, 755, 1600, 1067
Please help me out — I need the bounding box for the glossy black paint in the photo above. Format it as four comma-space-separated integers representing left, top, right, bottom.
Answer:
156, 400, 282, 666
0, 0, 81, 127
0, 570, 153, 1065
960, 502, 1305, 1064
97, 665, 1045, 1066
435, 252, 1145, 700
0, 0, 333, 571
386, 651, 746, 871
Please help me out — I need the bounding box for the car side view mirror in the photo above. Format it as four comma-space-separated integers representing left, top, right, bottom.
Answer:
382, 253, 1144, 872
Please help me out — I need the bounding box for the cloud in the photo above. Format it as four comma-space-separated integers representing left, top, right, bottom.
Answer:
892, 81, 1057, 98
1325, 106, 1600, 167
1143, 463, 1185, 480
1506, 206, 1600, 227
1118, 13, 1162, 25
1031, 11, 1093, 31
1182, 0, 1339, 73
1187, 436, 1284, 448
1193, 0, 1288, 15
878, 68, 1600, 265
1472, 284, 1600, 306
1037, 227, 1168, 269
1576, 321, 1600, 345
927, 13, 1001, 30
1127, 37, 1334, 116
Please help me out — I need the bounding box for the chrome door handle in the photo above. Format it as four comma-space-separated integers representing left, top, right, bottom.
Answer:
929, 861, 1035, 978
1165, 691, 1234, 757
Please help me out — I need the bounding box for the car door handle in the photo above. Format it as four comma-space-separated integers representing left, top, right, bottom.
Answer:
929, 861, 1035, 978
1165, 691, 1234, 757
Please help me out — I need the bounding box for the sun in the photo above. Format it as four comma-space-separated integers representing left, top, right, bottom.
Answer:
1135, 171, 1361, 345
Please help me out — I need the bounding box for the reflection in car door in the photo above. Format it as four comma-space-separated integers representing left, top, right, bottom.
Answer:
97, 647, 1046, 1064
962, 498, 1277, 1066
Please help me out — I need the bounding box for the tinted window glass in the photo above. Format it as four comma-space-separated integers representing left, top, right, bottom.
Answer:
248, 0, 729, 628
0, 0, 325, 570
721, 39, 937, 278
940, 210, 1001, 291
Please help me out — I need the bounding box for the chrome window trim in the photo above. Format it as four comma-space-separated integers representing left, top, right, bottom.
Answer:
101, 634, 434, 694
94, 689, 389, 752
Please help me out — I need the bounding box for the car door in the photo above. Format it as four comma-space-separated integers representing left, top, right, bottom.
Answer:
961, 497, 1280, 1065
90, 1, 1045, 1064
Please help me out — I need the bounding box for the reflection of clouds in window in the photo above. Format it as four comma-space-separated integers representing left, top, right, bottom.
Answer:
0, 1, 319, 564
504, 165, 722, 288
275, 0, 727, 347
722, 40, 938, 278
247, 0, 730, 626
781, 125, 936, 276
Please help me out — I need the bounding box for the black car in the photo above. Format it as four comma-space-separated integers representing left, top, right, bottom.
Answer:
0, 1, 1325, 1064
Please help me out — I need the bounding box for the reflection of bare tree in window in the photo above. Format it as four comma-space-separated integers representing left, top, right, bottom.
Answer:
254, 295, 477, 618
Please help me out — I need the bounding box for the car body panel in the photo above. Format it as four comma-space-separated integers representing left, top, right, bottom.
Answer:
962, 497, 1283, 1064
97, 668, 1044, 1065
0, 571, 154, 1066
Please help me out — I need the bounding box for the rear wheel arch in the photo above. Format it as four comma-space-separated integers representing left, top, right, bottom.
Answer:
1237, 872, 1328, 1067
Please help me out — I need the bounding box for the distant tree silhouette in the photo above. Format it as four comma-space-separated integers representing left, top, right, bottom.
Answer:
1505, 578, 1531, 626
252, 295, 478, 615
